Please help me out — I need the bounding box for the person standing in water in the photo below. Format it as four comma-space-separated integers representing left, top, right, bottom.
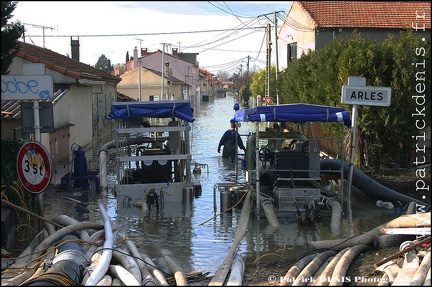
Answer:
217, 120, 246, 161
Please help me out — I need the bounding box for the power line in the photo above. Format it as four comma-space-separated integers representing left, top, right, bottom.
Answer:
206, 1, 256, 18
23, 27, 266, 38
183, 18, 259, 49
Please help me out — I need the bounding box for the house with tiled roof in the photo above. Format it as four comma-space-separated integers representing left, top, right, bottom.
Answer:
278, 1, 431, 69
198, 68, 216, 101
123, 47, 200, 105
117, 66, 190, 101
1, 41, 121, 185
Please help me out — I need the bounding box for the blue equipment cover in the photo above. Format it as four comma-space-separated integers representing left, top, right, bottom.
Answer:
107, 100, 195, 123
232, 103, 351, 126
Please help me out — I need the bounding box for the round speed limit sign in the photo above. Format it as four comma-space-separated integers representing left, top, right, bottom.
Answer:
17, 142, 52, 193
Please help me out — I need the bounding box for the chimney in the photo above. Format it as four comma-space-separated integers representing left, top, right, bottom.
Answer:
114, 64, 121, 77
172, 48, 178, 56
140, 48, 147, 56
133, 47, 138, 68
164, 62, 170, 76
70, 37, 80, 61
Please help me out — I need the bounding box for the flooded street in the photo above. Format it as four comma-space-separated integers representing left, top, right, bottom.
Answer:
43, 95, 397, 276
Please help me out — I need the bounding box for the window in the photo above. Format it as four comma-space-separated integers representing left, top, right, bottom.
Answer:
287, 42, 297, 64
149, 95, 160, 101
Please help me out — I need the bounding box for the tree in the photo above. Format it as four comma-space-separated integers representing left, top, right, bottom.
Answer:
250, 64, 277, 100
217, 70, 230, 81
241, 84, 251, 105
1, 1, 24, 75
95, 54, 114, 73
126, 51, 130, 62
276, 30, 431, 170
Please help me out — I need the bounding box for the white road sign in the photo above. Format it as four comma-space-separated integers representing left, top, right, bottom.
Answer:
17, 142, 52, 193
341, 85, 391, 107
1, 74, 54, 100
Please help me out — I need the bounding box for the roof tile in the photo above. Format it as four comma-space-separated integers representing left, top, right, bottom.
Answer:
15, 41, 121, 83
299, 1, 431, 29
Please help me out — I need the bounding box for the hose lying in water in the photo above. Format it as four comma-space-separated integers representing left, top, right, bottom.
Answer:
112, 277, 123, 285
83, 204, 113, 286
118, 232, 154, 283
406, 201, 417, 215
208, 189, 252, 286
84, 225, 122, 259
326, 198, 342, 236
424, 267, 431, 285
52, 214, 90, 241
280, 236, 429, 286
310, 255, 332, 282
22, 243, 89, 286
109, 264, 141, 285
141, 252, 169, 286
226, 252, 245, 286
81, 246, 102, 284
96, 274, 113, 285
291, 250, 336, 286
281, 253, 317, 286
2, 221, 103, 286
320, 159, 430, 209
83, 230, 105, 257
375, 261, 400, 286
161, 248, 187, 286
309, 212, 431, 250
409, 250, 430, 286
112, 247, 142, 284
311, 248, 349, 286
261, 198, 280, 229
45, 220, 57, 236
329, 244, 370, 286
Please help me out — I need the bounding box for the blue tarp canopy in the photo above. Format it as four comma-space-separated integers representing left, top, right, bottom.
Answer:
232, 103, 351, 127
107, 100, 195, 123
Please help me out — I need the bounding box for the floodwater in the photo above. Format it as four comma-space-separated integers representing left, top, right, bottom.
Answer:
44, 95, 399, 276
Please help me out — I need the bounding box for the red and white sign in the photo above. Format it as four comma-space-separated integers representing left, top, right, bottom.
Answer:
264, 96, 273, 105
17, 142, 52, 193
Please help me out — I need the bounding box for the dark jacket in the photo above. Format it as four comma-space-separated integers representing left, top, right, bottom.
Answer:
218, 129, 245, 159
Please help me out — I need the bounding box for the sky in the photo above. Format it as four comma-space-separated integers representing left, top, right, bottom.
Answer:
10, 1, 292, 75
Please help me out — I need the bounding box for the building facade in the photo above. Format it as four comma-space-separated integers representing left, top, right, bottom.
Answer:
1, 41, 121, 184
278, 1, 431, 70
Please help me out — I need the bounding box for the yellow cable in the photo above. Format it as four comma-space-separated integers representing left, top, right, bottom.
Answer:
199, 186, 252, 226
253, 252, 285, 264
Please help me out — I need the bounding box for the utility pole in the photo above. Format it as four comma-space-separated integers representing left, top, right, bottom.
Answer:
246, 56, 250, 85
258, 11, 284, 104
136, 39, 143, 101
274, 11, 280, 105
265, 23, 271, 101
22, 23, 54, 48
161, 43, 170, 100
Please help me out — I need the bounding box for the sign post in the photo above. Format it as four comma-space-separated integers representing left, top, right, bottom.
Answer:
2, 63, 54, 232
341, 76, 392, 237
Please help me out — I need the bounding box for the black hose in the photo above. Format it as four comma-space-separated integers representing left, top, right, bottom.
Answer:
320, 159, 430, 210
